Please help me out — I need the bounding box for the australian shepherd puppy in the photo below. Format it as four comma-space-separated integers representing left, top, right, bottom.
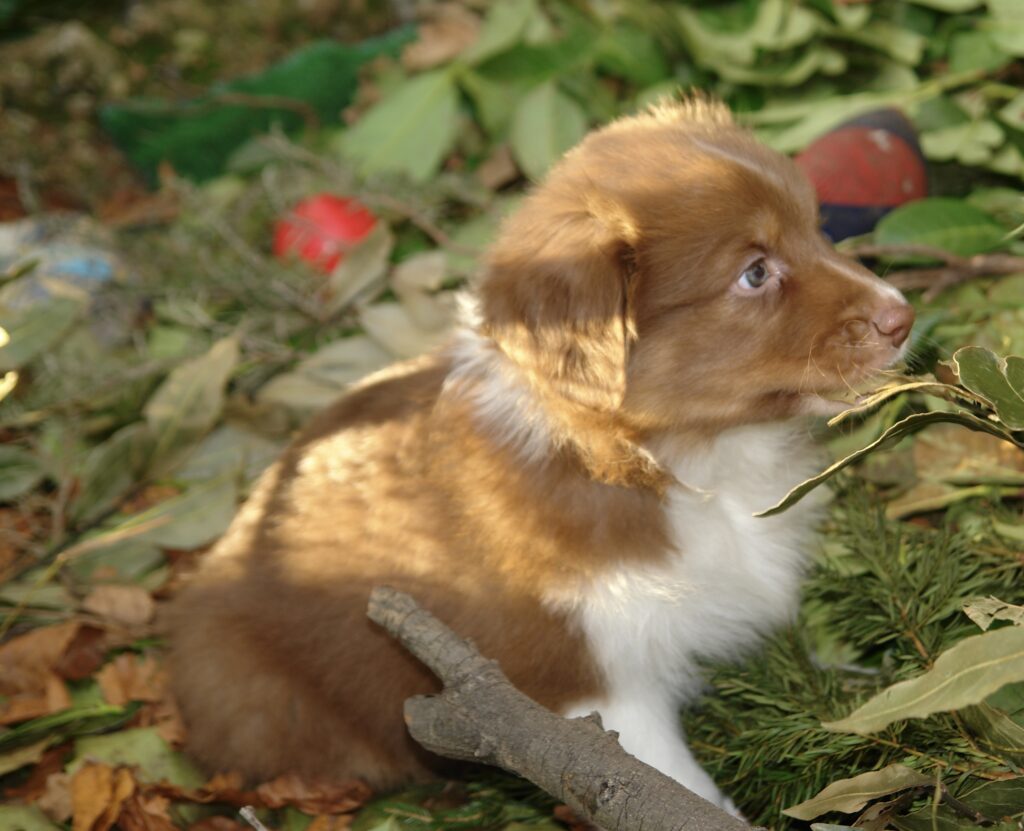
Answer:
169, 98, 913, 809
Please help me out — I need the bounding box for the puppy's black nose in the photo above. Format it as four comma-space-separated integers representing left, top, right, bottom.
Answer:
872, 302, 914, 347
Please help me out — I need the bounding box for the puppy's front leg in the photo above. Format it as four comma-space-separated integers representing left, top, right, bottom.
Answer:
563, 691, 734, 812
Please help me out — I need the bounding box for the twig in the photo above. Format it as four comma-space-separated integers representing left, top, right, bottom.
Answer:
846, 243, 1024, 301
239, 805, 274, 831
367, 586, 753, 831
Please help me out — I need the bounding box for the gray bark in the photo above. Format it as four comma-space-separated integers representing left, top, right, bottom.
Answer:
366, 586, 753, 831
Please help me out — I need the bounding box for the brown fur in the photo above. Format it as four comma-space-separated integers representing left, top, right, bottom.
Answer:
168, 97, 912, 787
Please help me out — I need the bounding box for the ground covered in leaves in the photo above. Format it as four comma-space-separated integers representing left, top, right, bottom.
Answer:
1, 1, 1024, 830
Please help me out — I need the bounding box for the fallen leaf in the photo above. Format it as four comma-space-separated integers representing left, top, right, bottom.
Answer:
36, 772, 73, 823
255, 773, 372, 814
188, 819, 247, 831
71, 728, 204, 788
307, 816, 357, 831
54, 625, 108, 680
71, 763, 136, 831
782, 763, 932, 820
117, 792, 177, 831
476, 144, 520, 189
81, 584, 155, 627
964, 596, 1024, 631
96, 654, 166, 706
402, 3, 480, 70
3, 742, 68, 801
138, 695, 187, 746
0, 623, 81, 723
824, 625, 1024, 734
0, 738, 49, 776
147, 770, 258, 807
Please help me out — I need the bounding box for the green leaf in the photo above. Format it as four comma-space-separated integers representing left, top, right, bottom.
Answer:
983, 0, 1024, 57
143, 336, 239, 474
335, 70, 460, 184
70, 422, 155, 525
101, 475, 238, 551
0, 702, 137, 753
951, 347, 1024, 429
71, 727, 204, 787
0, 298, 80, 372
323, 223, 394, 315
875, 198, 1008, 257
595, 23, 669, 86
961, 701, 1024, 763
462, 0, 537, 65
782, 763, 932, 820
510, 82, 587, 181
176, 424, 281, 485
0, 806, 62, 831
949, 30, 1011, 73
755, 410, 1021, 517
964, 596, 1024, 631
100, 33, 413, 182
904, 0, 982, 9
823, 626, 1024, 734
920, 120, 1004, 165
65, 539, 165, 585
0, 445, 45, 501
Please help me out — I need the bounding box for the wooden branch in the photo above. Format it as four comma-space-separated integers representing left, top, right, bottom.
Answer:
367, 587, 752, 831
844, 243, 1024, 301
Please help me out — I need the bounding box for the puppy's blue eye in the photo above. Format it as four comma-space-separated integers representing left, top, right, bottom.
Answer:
738, 260, 770, 289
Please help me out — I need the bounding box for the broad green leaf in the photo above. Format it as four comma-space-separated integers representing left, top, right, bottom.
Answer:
65, 539, 165, 585
70, 422, 154, 525
462, 0, 536, 65
475, 15, 596, 86
335, 70, 460, 184
0, 445, 44, 501
984, 0, 1024, 57
829, 21, 926, 65
102, 475, 238, 550
0, 740, 48, 776
961, 701, 1024, 763
824, 626, 1024, 734
510, 82, 587, 181
949, 30, 1011, 73
952, 777, 1024, 820
0, 297, 80, 372
964, 597, 1024, 631
716, 45, 846, 87
595, 23, 669, 86
258, 335, 392, 414
0, 806, 62, 831
176, 424, 282, 485
323, 223, 394, 315
920, 120, 1004, 165
143, 336, 238, 474
756, 410, 1021, 517
951, 347, 1024, 429
875, 198, 1007, 257
783, 764, 932, 820
71, 727, 204, 787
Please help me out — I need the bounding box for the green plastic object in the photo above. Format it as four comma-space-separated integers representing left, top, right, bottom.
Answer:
101, 28, 414, 182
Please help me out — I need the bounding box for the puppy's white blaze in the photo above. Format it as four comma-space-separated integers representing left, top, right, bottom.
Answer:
833, 259, 906, 303
548, 423, 827, 806
443, 325, 553, 463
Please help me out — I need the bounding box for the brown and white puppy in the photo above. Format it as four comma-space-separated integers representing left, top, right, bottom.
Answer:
168, 98, 913, 808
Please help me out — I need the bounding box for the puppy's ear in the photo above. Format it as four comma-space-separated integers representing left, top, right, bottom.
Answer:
479, 207, 636, 412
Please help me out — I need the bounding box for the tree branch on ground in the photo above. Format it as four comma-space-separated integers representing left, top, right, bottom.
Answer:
847, 243, 1024, 301
366, 586, 754, 831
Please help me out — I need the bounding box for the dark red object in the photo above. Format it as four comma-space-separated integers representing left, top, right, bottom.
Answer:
273, 194, 377, 273
795, 109, 927, 241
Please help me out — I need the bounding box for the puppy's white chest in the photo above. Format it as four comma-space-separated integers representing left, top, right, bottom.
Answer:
553, 423, 825, 698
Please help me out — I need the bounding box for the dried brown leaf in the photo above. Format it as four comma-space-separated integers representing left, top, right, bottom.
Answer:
37, 772, 73, 823
81, 584, 155, 627
71, 763, 136, 831
118, 792, 177, 831
96, 654, 166, 706
3, 743, 70, 803
255, 773, 372, 814
188, 818, 248, 831
401, 3, 480, 70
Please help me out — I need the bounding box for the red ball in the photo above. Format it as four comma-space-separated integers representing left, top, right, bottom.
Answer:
795, 109, 927, 241
273, 194, 377, 273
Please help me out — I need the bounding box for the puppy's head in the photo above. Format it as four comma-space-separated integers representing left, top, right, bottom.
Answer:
478, 97, 914, 436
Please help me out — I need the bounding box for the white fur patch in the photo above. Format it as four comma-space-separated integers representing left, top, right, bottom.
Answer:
551, 423, 827, 805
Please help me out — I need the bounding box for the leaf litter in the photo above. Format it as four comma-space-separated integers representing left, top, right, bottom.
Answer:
2, 1, 1024, 830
